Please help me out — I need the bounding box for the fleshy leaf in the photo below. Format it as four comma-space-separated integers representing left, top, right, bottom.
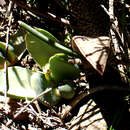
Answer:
40, 88, 61, 106
0, 66, 61, 106
25, 28, 63, 69
0, 41, 17, 69
71, 36, 110, 75
19, 21, 78, 69
58, 84, 75, 99
0, 66, 35, 99
0, 52, 10, 69
49, 53, 80, 82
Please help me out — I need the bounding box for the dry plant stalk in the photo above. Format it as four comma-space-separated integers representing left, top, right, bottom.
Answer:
6, 88, 52, 127
4, 0, 13, 108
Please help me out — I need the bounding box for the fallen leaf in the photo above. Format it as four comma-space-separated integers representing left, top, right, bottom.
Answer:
71, 36, 110, 75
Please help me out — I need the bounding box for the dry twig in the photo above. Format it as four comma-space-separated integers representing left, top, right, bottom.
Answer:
10, 0, 70, 26
4, 0, 13, 109
6, 88, 52, 127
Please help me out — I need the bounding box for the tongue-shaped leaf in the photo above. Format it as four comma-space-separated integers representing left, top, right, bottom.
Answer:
0, 66, 61, 106
25, 28, 62, 68
49, 53, 80, 82
19, 21, 77, 69
0, 66, 36, 99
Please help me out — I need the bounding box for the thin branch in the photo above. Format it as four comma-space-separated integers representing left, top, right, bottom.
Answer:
101, 3, 130, 66
69, 110, 101, 130
28, 105, 55, 127
10, 0, 70, 26
4, 0, 13, 109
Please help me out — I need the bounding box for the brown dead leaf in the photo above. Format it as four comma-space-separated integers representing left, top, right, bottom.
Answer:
71, 36, 110, 75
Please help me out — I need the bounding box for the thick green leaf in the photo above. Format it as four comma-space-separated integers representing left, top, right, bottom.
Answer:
0, 52, 11, 69
0, 41, 17, 69
0, 66, 35, 99
39, 88, 61, 106
0, 52, 6, 68
19, 21, 77, 59
25, 28, 63, 69
58, 84, 75, 99
31, 72, 61, 106
0, 66, 61, 106
35, 28, 59, 43
49, 53, 80, 82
